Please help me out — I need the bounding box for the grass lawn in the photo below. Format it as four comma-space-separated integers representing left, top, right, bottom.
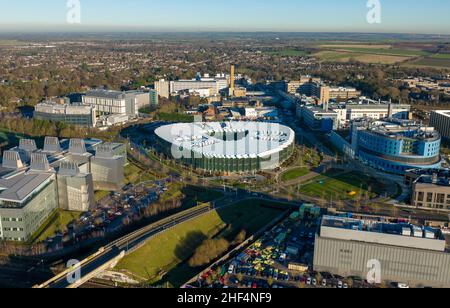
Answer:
281, 167, 310, 182
299, 169, 385, 200
30, 210, 82, 243
115, 199, 285, 287
94, 190, 110, 202
156, 112, 194, 123
181, 186, 224, 208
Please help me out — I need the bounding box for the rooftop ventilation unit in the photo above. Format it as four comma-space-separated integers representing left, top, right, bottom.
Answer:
30, 153, 51, 172
43, 136, 61, 153
19, 139, 37, 152
58, 161, 80, 176
69, 138, 87, 155
95, 143, 114, 158
2, 150, 24, 169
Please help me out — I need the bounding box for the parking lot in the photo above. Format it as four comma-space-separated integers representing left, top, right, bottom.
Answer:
43, 179, 170, 251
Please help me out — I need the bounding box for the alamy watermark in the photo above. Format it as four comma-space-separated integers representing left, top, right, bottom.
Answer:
67, 0, 81, 24
367, 259, 382, 284
169, 119, 283, 171
66, 259, 82, 284
367, 0, 382, 24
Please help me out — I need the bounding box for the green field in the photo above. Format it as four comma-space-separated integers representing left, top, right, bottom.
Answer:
115, 200, 286, 287
430, 53, 450, 59
409, 57, 450, 68
30, 210, 82, 244
299, 169, 385, 200
327, 47, 430, 57
281, 167, 310, 182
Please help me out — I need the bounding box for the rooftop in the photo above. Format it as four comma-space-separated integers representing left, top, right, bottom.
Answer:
361, 119, 441, 141
155, 121, 295, 159
320, 215, 446, 252
0, 172, 53, 203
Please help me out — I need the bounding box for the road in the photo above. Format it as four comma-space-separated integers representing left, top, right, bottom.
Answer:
39, 204, 213, 288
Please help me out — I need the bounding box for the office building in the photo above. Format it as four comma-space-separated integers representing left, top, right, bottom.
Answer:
406, 168, 450, 211
154, 79, 170, 99
352, 119, 442, 175
430, 110, 450, 141
0, 137, 125, 242
170, 79, 218, 95
314, 215, 450, 288
303, 83, 361, 103
286, 77, 322, 94
331, 100, 411, 128
34, 101, 97, 127
327, 86, 361, 101
82, 89, 150, 118
298, 105, 338, 132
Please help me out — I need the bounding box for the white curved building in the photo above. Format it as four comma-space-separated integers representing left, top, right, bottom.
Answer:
155, 122, 295, 173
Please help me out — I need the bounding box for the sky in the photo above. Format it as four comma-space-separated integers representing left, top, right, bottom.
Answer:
0, 0, 449, 34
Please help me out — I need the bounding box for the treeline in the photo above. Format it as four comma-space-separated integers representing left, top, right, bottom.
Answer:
188, 230, 247, 268
143, 197, 183, 218
0, 113, 121, 143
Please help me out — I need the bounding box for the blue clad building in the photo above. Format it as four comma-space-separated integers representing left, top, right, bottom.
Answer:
352, 119, 442, 175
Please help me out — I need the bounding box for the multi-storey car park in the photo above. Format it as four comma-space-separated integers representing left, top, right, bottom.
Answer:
154, 122, 295, 173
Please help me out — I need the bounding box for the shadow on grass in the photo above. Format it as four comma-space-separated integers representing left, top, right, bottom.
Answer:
156, 199, 288, 287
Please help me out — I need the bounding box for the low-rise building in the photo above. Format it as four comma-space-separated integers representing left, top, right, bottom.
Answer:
314, 215, 450, 288
330, 99, 411, 128
407, 168, 450, 211
34, 101, 97, 127
82, 89, 150, 119
298, 105, 338, 132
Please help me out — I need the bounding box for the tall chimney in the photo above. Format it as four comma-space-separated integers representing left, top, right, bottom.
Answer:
230, 65, 235, 90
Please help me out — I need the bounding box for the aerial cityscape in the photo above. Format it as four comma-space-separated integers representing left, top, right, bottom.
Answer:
1, 0, 450, 296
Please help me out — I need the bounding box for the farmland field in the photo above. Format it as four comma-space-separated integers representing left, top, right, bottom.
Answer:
313, 50, 411, 64
319, 44, 392, 49
406, 57, 450, 68
314, 43, 435, 65
326, 47, 430, 57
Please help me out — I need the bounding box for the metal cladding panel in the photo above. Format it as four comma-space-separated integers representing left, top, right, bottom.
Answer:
314, 236, 450, 287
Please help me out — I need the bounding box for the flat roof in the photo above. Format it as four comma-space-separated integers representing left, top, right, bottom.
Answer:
155, 121, 295, 159
320, 215, 446, 252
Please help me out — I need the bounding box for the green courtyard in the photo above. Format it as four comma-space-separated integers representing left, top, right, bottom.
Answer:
299, 169, 386, 201
281, 167, 310, 182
